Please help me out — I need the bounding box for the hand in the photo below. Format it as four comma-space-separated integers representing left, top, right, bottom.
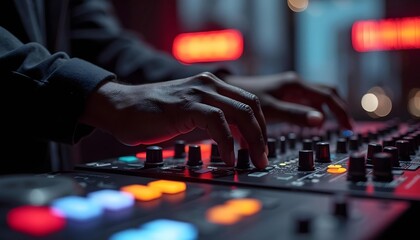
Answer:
225, 71, 354, 130
80, 72, 269, 169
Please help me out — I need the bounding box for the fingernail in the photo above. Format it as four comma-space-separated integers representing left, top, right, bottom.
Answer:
306, 111, 323, 126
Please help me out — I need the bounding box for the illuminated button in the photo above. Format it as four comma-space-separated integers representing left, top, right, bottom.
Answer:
109, 229, 154, 240
147, 180, 187, 194
225, 198, 262, 216
121, 184, 162, 201
206, 205, 241, 225
7, 206, 65, 236
87, 190, 134, 211
327, 164, 347, 174
136, 150, 174, 159
118, 156, 139, 163
142, 219, 198, 240
279, 163, 287, 166
52, 196, 103, 221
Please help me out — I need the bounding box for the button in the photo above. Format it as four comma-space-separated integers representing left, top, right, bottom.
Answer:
109, 229, 154, 240
206, 205, 242, 225
225, 198, 262, 216
327, 164, 346, 174
121, 185, 162, 201
7, 206, 65, 236
52, 196, 103, 221
118, 156, 139, 163
147, 180, 187, 194
87, 190, 135, 211
142, 219, 198, 240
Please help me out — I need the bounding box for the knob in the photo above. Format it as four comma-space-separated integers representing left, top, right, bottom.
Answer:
383, 146, 399, 167
236, 149, 251, 170
210, 143, 223, 163
366, 143, 382, 164
347, 152, 367, 182
402, 136, 416, 155
294, 211, 313, 234
278, 136, 287, 154
333, 194, 349, 219
267, 138, 277, 158
288, 133, 297, 150
311, 136, 321, 151
395, 140, 411, 161
382, 138, 395, 147
187, 145, 203, 167
335, 138, 347, 154
302, 139, 313, 150
372, 152, 393, 182
315, 142, 331, 163
173, 140, 186, 158
348, 136, 359, 151
145, 146, 164, 168
298, 150, 315, 171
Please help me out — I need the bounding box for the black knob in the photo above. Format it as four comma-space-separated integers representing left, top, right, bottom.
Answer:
395, 140, 411, 161
372, 152, 393, 182
347, 152, 367, 182
333, 194, 349, 219
187, 145, 203, 167
315, 142, 331, 163
383, 146, 399, 167
402, 136, 416, 155
311, 136, 321, 151
145, 146, 164, 168
366, 143, 382, 164
302, 139, 313, 150
236, 149, 251, 170
348, 136, 359, 151
173, 140, 186, 158
298, 150, 315, 171
210, 143, 223, 163
336, 138, 347, 154
288, 133, 297, 150
267, 138, 277, 158
278, 136, 287, 154
382, 138, 395, 147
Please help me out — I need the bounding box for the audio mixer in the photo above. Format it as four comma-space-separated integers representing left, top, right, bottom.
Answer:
76, 120, 420, 203
1, 120, 419, 240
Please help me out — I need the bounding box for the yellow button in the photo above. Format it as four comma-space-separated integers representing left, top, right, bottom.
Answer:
120, 184, 162, 201
327, 164, 342, 169
147, 180, 187, 194
225, 198, 262, 216
206, 205, 241, 225
327, 167, 347, 174
279, 163, 286, 166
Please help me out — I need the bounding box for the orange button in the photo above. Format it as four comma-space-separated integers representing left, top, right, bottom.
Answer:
147, 180, 187, 194
121, 185, 162, 201
225, 198, 262, 216
206, 205, 241, 225
327, 165, 347, 174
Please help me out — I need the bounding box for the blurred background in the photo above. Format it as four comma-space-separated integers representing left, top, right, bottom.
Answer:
70, 0, 420, 166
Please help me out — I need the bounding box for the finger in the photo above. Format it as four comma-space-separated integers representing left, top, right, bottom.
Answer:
200, 91, 268, 169
261, 94, 324, 127
182, 102, 236, 166
195, 72, 268, 148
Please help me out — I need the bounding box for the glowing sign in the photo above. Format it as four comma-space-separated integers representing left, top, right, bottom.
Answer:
173, 29, 243, 63
352, 17, 420, 52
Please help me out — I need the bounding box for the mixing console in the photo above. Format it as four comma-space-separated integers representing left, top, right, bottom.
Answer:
0, 171, 411, 240
76, 120, 420, 203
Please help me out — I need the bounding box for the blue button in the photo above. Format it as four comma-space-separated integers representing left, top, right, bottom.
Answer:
52, 196, 103, 221
88, 190, 134, 211
109, 229, 154, 240
118, 156, 139, 163
142, 219, 198, 240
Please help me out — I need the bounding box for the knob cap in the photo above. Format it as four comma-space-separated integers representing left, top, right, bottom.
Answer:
366, 143, 382, 164
145, 146, 164, 168
288, 133, 297, 150
267, 138, 277, 158
372, 152, 393, 182
383, 146, 399, 167
348, 136, 359, 151
395, 140, 411, 161
302, 139, 313, 150
298, 150, 315, 171
187, 145, 203, 167
236, 149, 251, 170
347, 152, 367, 182
382, 138, 395, 148
335, 138, 347, 154
315, 142, 331, 163
210, 143, 223, 163
278, 136, 287, 154
173, 140, 186, 158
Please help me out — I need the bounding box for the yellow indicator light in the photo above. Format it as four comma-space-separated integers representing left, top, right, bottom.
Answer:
120, 184, 162, 201
225, 198, 262, 216
279, 163, 286, 166
327, 167, 347, 174
327, 164, 342, 169
206, 205, 241, 225
147, 180, 187, 194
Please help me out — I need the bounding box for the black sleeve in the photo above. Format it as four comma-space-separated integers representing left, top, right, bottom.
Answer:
0, 26, 116, 144
69, 0, 229, 84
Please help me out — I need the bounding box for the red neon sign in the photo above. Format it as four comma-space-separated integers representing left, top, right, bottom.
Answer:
352, 17, 420, 52
173, 29, 243, 64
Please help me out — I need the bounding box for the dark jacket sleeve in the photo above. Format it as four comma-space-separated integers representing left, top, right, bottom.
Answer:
0, 26, 116, 144
69, 0, 229, 84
